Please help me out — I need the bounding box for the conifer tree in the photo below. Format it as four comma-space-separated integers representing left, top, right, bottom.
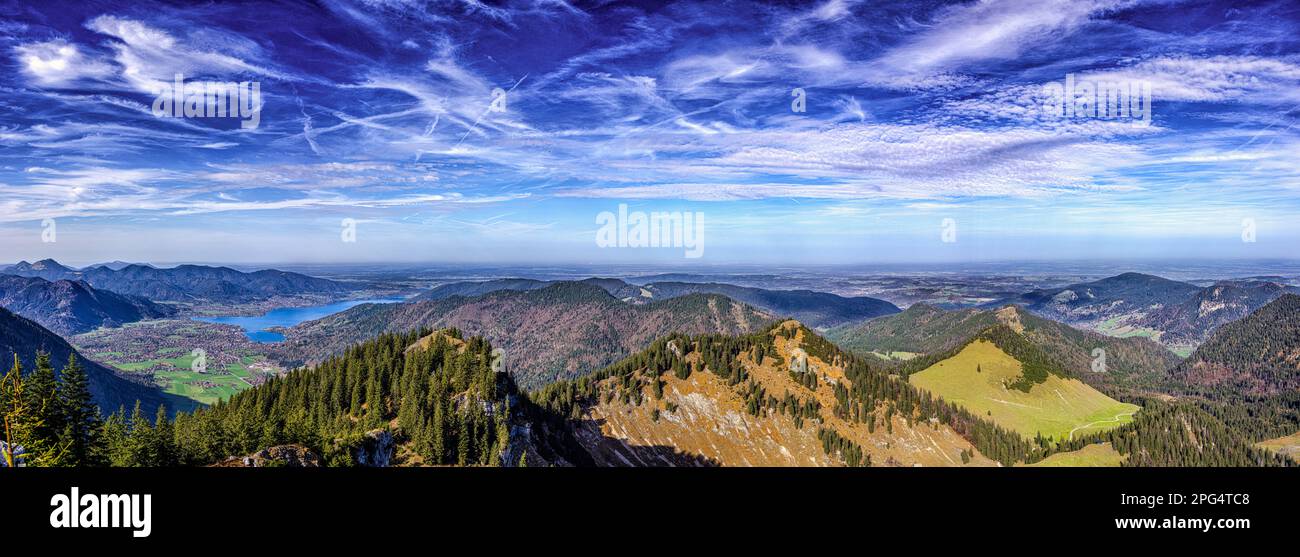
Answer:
101, 406, 131, 466
1, 355, 22, 467
2, 355, 68, 466
58, 354, 102, 466
126, 401, 151, 467
152, 404, 176, 466
27, 353, 65, 452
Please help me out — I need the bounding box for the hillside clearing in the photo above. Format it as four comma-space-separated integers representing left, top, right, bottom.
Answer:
1257, 431, 1300, 463
909, 340, 1139, 441
1022, 443, 1125, 467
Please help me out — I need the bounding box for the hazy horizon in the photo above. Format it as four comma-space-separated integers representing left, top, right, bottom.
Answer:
8, 256, 1300, 283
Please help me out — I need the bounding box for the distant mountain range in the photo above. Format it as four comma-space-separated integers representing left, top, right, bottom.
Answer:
4, 258, 77, 281
414, 277, 900, 328
86, 260, 155, 271
0, 275, 174, 336
1139, 280, 1300, 345
2, 259, 354, 303
275, 281, 774, 389
992, 272, 1297, 348
0, 307, 190, 415
999, 272, 1202, 324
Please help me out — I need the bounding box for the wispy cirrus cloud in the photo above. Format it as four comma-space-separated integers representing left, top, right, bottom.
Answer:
1, 0, 1298, 263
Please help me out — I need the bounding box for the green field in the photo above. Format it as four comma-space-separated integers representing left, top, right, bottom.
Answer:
1257, 431, 1300, 463
100, 350, 251, 405
870, 350, 920, 361
1023, 443, 1125, 467
74, 320, 279, 407
110, 352, 199, 372
148, 354, 259, 405
909, 340, 1140, 441
1095, 316, 1162, 339
153, 368, 246, 405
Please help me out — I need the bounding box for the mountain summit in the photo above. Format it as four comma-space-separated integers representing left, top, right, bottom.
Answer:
0, 275, 174, 335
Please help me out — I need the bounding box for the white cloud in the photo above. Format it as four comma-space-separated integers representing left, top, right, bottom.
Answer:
553, 122, 1148, 200
1081, 55, 1300, 103
15, 40, 113, 87
75, 15, 293, 93
871, 0, 1128, 87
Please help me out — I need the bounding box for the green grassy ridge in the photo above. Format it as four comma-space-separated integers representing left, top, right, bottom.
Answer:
890, 323, 1071, 393
977, 325, 1071, 392
909, 339, 1138, 441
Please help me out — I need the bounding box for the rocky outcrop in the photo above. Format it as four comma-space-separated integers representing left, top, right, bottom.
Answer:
216, 444, 321, 467
352, 429, 394, 467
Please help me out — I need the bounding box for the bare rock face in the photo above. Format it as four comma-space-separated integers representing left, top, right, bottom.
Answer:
216, 444, 321, 467
352, 429, 394, 467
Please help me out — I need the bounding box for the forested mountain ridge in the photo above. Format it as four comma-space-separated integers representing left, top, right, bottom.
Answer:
1000, 272, 1203, 324
412, 277, 900, 328
840, 315, 1290, 466
1091, 402, 1290, 467
1138, 280, 1299, 345
530, 321, 1001, 466
827, 303, 1180, 382
643, 281, 900, 328
531, 321, 1130, 466
169, 329, 536, 466
274, 281, 773, 389
988, 272, 1294, 350
2, 326, 558, 467
0, 274, 174, 335
1173, 294, 1300, 395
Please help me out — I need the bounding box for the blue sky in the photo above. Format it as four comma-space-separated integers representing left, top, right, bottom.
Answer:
0, 0, 1298, 265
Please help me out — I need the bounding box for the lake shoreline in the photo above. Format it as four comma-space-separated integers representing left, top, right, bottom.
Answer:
194, 298, 405, 343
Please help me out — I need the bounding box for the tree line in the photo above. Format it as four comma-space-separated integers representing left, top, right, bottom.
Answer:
3, 328, 519, 467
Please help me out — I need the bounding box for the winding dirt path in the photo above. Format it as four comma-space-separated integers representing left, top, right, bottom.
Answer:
1068, 412, 1137, 441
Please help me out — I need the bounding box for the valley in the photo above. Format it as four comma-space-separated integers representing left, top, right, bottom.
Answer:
73, 320, 282, 406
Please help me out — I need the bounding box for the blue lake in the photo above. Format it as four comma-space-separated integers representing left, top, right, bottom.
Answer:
196, 298, 403, 343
